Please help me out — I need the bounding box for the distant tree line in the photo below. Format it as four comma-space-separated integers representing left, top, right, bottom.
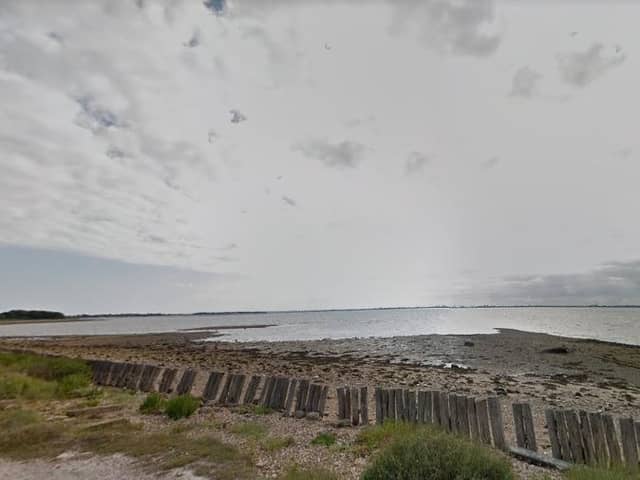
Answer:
0, 310, 65, 320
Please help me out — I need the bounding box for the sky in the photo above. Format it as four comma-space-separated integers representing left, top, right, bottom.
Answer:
1, 0, 639, 314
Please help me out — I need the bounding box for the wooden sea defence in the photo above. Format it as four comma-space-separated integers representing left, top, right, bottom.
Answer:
86, 360, 639, 472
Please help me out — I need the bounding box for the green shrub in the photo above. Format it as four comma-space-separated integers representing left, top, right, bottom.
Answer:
565, 466, 640, 480
311, 432, 336, 447
279, 465, 338, 480
55, 373, 92, 397
164, 395, 200, 420
361, 424, 514, 480
0, 373, 56, 400
140, 393, 166, 414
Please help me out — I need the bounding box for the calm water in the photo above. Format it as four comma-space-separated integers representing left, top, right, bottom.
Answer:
0, 307, 639, 345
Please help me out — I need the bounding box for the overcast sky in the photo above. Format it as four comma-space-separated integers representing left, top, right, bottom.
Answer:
1, 0, 639, 313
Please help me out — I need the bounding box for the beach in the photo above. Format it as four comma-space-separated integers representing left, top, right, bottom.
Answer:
2, 329, 639, 478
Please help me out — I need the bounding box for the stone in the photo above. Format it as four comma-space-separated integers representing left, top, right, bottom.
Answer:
294, 410, 306, 419
306, 412, 320, 421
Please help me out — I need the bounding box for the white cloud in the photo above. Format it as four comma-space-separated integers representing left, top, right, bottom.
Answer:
557, 43, 626, 87
294, 139, 365, 169
509, 67, 542, 98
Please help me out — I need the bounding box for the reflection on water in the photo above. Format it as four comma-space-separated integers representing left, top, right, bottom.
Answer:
0, 307, 639, 345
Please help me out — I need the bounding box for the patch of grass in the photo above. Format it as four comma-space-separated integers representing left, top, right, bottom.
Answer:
139, 392, 166, 414
230, 421, 268, 440
355, 420, 417, 454
279, 465, 338, 480
360, 423, 514, 480
565, 466, 640, 480
311, 432, 337, 447
262, 436, 295, 452
0, 408, 68, 459
234, 403, 274, 415
164, 394, 200, 420
0, 372, 56, 400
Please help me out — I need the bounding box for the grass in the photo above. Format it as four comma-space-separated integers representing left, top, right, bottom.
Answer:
263, 436, 295, 452
230, 420, 269, 440
164, 394, 200, 420
139, 392, 166, 414
279, 466, 338, 480
358, 422, 514, 480
0, 351, 94, 400
565, 466, 640, 480
0, 407, 255, 478
311, 432, 337, 447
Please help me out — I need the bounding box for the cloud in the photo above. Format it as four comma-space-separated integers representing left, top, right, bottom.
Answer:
74, 95, 125, 133
484, 260, 640, 305
203, 0, 225, 15
294, 139, 365, 168
229, 109, 247, 123
184, 30, 201, 48
480, 156, 500, 170
557, 43, 626, 87
510, 67, 542, 98
281, 195, 297, 207
405, 151, 430, 175
389, 0, 502, 57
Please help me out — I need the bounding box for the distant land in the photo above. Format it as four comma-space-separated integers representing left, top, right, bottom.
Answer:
2, 305, 640, 323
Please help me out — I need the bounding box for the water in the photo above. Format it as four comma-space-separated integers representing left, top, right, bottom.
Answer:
0, 307, 639, 345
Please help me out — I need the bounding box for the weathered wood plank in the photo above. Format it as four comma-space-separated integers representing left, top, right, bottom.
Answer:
375, 388, 383, 425
139, 365, 161, 392
351, 387, 360, 426
432, 391, 442, 426
467, 397, 479, 441
242, 375, 261, 405
394, 389, 404, 422
125, 364, 145, 391
406, 390, 416, 423
457, 395, 469, 438
337, 387, 346, 419
509, 446, 572, 471
425, 391, 434, 424
579, 410, 595, 465
603, 414, 622, 465
230, 374, 247, 405
318, 386, 329, 416
158, 368, 177, 394
176, 369, 197, 396
619, 417, 638, 469
488, 396, 507, 450
545, 409, 562, 460
439, 392, 450, 431
449, 393, 458, 433
218, 374, 234, 405
565, 410, 584, 464
297, 380, 309, 413
283, 379, 297, 415
476, 398, 492, 445
522, 403, 537, 452
589, 412, 608, 465
416, 391, 425, 423
556, 411, 573, 462
388, 388, 397, 421
513, 403, 526, 448
360, 387, 369, 424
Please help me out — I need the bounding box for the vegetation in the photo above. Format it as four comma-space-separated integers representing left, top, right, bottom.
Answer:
262, 436, 295, 452
0, 310, 65, 320
0, 351, 94, 400
279, 465, 338, 480
565, 466, 640, 480
358, 422, 514, 480
164, 394, 200, 420
230, 420, 269, 439
311, 431, 337, 447
139, 392, 166, 414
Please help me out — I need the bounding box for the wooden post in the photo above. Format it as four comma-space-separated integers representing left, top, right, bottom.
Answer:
603, 414, 622, 465
388, 388, 397, 421
565, 410, 584, 463
619, 417, 638, 469
439, 392, 450, 431
351, 387, 360, 426
283, 379, 297, 415
556, 411, 573, 462
579, 410, 595, 464
218, 374, 234, 404
476, 398, 492, 445
589, 412, 608, 465
297, 380, 309, 412
467, 397, 479, 441
432, 391, 442, 427
337, 387, 346, 419
158, 368, 177, 394
318, 386, 329, 416
394, 389, 404, 421
449, 393, 459, 433
513, 403, 526, 448
242, 375, 261, 405
139, 365, 161, 392
375, 388, 383, 425
487, 396, 507, 450
406, 390, 416, 423
545, 409, 562, 460
457, 395, 469, 437
360, 387, 369, 424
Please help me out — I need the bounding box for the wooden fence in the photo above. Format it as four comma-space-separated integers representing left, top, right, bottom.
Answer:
88, 360, 640, 471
